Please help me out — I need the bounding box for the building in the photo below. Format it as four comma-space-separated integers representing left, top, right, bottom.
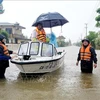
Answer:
0, 22, 30, 43
57, 35, 66, 42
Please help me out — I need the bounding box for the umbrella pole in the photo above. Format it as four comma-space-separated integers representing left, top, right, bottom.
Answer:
61, 26, 62, 33
50, 28, 52, 33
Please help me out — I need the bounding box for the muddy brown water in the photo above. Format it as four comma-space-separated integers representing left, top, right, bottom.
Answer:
0, 45, 100, 100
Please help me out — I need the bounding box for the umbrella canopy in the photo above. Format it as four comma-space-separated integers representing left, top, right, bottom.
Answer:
32, 12, 68, 28
0, 0, 3, 4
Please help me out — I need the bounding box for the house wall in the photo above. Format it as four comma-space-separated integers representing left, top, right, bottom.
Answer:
12, 27, 22, 34
0, 26, 23, 43
0, 26, 22, 34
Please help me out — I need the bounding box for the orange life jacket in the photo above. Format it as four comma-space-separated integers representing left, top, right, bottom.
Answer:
0, 43, 9, 56
80, 44, 91, 61
35, 27, 46, 42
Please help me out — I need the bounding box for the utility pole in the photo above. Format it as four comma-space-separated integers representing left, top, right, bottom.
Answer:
85, 23, 88, 37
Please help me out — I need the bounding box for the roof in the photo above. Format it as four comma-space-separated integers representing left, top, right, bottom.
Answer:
0, 22, 26, 29
57, 35, 65, 39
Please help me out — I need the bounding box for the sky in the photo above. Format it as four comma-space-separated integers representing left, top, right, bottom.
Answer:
0, 0, 100, 43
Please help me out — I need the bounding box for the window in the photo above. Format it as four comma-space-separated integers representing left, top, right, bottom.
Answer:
41, 43, 53, 57
53, 47, 57, 55
18, 43, 28, 56
6, 28, 12, 34
29, 42, 39, 55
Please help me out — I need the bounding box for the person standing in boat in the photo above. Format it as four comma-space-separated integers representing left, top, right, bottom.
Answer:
0, 34, 16, 78
76, 39, 97, 73
31, 23, 46, 42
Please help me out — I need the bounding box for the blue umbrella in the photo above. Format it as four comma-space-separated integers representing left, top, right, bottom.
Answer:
32, 12, 68, 28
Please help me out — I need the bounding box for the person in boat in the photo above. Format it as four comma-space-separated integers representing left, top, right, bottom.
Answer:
49, 32, 58, 47
76, 39, 97, 73
31, 23, 46, 42
0, 34, 16, 78
46, 32, 58, 47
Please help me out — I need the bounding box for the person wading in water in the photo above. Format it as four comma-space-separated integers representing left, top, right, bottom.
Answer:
76, 39, 97, 73
0, 34, 16, 78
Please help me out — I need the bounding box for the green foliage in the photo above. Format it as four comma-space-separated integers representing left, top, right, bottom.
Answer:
57, 41, 65, 47
68, 39, 72, 46
65, 41, 69, 46
57, 38, 72, 47
86, 31, 98, 48
95, 15, 100, 21
96, 21, 100, 27
57, 41, 68, 47
95, 8, 100, 27
97, 8, 100, 14
95, 37, 100, 46
0, 30, 9, 43
73, 41, 81, 47
95, 36, 100, 49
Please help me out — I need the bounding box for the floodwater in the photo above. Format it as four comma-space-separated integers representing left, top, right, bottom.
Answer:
0, 45, 100, 100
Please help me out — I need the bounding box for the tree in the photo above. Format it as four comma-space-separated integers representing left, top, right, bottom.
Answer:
95, 8, 100, 27
95, 32, 100, 49
57, 41, 65, 47
86, 31, 98, 48
0, 30, 9, 43
95, 37, 100, 49
73, 41, 81, 47
68, 39, 72, 46
97, 8, 100, 13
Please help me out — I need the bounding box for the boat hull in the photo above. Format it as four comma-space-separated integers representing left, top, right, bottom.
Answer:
11, 53, 65, 74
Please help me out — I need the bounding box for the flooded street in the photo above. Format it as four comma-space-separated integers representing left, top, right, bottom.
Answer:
0, 46, 100, 100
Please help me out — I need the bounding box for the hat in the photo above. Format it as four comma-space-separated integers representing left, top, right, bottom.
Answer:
82, 39, 90, 43
0, 34, 5, 41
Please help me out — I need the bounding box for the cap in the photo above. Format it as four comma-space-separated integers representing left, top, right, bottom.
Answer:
0, 34, 5, 41
82, 39, 90, 43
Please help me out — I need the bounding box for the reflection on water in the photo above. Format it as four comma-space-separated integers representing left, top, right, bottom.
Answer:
0, 46, 100, 100
79, 73, 93, 89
